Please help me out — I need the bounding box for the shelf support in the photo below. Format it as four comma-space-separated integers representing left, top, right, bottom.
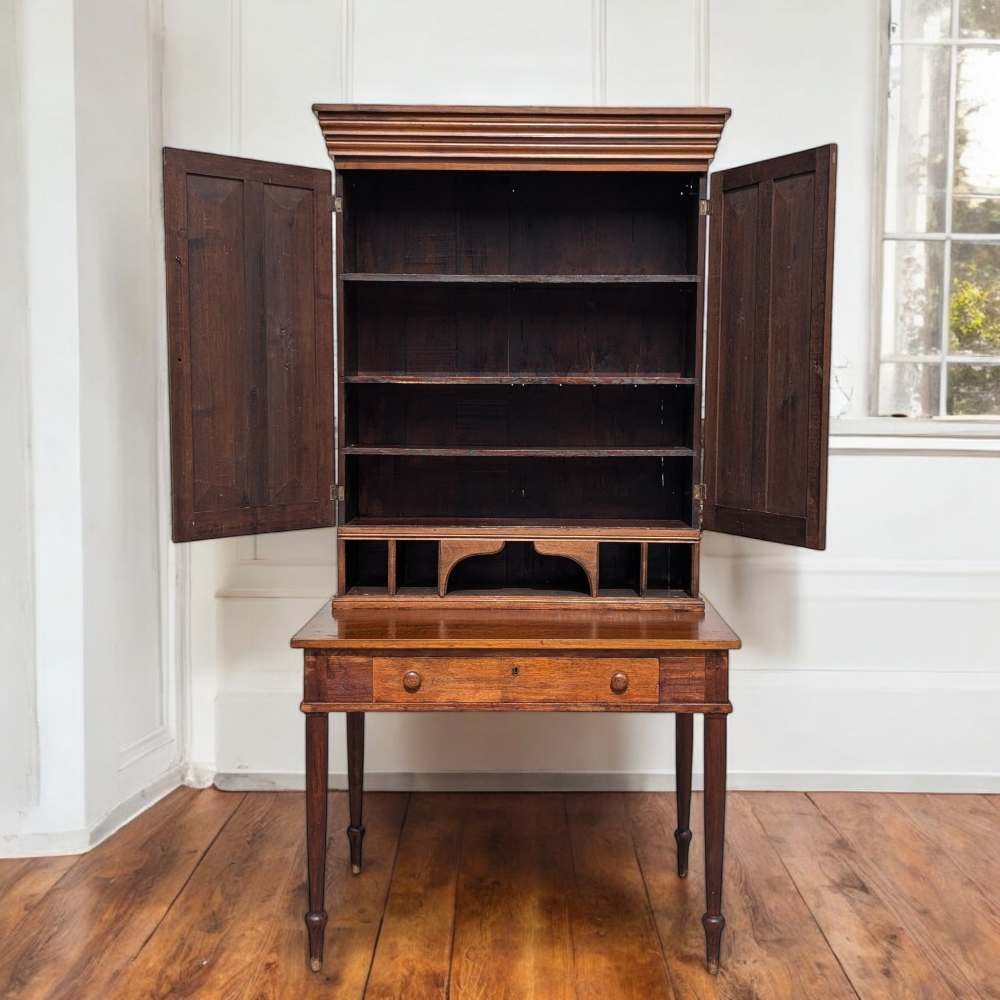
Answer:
532, 540, 599, 597
438, 540, 506, 597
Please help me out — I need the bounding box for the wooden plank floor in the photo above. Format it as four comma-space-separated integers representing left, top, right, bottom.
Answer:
1, 789, 999, 999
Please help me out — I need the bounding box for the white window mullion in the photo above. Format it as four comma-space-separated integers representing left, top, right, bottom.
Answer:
938, 0, 960, 416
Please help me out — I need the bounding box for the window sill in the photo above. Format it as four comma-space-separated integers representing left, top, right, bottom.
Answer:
830, 418, 1000, 455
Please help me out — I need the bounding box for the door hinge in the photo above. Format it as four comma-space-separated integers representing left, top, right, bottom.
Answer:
331, 484, 345, 501
698, 198, 711, 216
693, 483, 706, 522
331, 195, 343, 213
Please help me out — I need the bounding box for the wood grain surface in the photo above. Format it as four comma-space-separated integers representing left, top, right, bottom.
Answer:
291, 597, 740, 650
314, 104, 730, 172
4, 788, 998, 998
371, 655, 659, 706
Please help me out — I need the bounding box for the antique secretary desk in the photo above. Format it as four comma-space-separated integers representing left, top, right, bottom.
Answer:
163, 105, 835, 976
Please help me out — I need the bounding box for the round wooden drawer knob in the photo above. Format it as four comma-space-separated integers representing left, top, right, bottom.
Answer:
610, 671, 629, 694
402, 670, 422, 693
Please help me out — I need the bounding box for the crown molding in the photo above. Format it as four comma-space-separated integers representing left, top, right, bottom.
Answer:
313, 103, 731, 172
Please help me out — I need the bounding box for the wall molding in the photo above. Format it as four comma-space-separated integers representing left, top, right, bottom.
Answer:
118, 724, 173, 772
1, 764, 183, 859
694, 0, 709, 104
229, 0, 243, 153
341, 0, 354, 102
145, 0, 184, 783
591, 0, 607, 105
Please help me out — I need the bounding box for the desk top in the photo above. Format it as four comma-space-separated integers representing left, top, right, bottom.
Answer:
291, 597, 740, 651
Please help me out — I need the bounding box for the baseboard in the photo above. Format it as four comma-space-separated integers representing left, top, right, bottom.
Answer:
87, 764, 185, 847
210, 769, 1000, 794
1, 764, 184, 859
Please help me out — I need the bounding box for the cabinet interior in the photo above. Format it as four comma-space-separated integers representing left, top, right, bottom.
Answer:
337, 169, 703, 609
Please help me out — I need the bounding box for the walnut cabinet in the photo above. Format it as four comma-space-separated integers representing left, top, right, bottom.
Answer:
164, 106, 836, 605
161, 105, 837, 975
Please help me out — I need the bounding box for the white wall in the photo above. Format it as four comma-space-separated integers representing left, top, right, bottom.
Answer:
74, 0, 181, 827
0, 0, 37, 818
0, 0, 181, 856
163, 0, 1000, 793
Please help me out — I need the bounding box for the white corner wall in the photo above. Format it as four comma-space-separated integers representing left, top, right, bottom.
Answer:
0, 0, 38, 822
74, 0, 182, 829
0, 0, 182, 857
165, 0, 1000, 794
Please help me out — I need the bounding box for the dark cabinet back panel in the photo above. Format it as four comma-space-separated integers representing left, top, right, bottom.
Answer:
345, 171, 700, 275
447, 542, 591, 594
347, 283, 696, 378
353, 455, 693, 521
347, 384, 694, 450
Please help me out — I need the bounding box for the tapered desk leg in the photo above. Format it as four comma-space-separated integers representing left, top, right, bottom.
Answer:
346, 711, 366, 874
674, 713, 693, 877
702, 713, 727, 974
305, 713, 329, 972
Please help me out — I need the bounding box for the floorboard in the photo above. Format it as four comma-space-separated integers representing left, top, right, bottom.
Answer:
362, 793, 466, 1000
449, 793, 576, 1000
0, 855, 77, 947
0, 787, 242, 1000
749, 791, 963, 999
2, 789, 999, 1000
812, 792, 1000, 999
888, 792, 1000, 903
630, 791, 857, 1000
122, 792, 302, 998
566, 792, 675, 999
245, 791, 409, 1000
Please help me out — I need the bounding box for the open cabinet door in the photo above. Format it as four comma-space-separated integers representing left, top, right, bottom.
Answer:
163, 149, 334, 542
703, 145, 836, 549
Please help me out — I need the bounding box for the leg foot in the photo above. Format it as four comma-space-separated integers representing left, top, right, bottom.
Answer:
347, 823, 365, 875
703, 713, 727, 974
702, 913, 725, 975
674, 828, 692, 879
347, 712, 365, 874
305, 910, 327, 972
674, 713, 693, 878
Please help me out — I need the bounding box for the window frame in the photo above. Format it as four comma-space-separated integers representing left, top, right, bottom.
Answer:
871, 0, 1000, 425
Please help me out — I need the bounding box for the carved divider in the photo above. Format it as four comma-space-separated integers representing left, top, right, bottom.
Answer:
531, 540, 599, 597
438, 540, 506, 597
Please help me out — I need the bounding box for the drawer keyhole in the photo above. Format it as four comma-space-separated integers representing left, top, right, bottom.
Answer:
511, 665, 520, 677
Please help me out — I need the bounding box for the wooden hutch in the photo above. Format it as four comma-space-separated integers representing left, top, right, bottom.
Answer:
163, 104, 836, 976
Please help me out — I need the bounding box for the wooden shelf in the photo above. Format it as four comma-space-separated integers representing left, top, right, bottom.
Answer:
336, 587, 703, 611
339, 517, 700, 541
343, 445, 693, 458
346, 373, 697, 386
342, 272, 699, 285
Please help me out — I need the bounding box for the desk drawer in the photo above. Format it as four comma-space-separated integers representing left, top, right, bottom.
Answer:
372, 656, 659, 706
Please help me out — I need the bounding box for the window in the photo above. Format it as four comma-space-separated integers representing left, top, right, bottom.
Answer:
878, 0, 1000, 417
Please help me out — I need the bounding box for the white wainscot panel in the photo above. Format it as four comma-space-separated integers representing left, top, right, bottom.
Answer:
708, 0, 877, 417
219, 530, 335, 599
216, 596, 325, 688
728, 669, 1000, 789
163, 0, 236, 151
606, 0, 700, 104
702, 556, 1000, 673
214, 673, 1000, 791
352, 0, 593, 104
239, 0, 343, 165
253, 527, 336, 567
